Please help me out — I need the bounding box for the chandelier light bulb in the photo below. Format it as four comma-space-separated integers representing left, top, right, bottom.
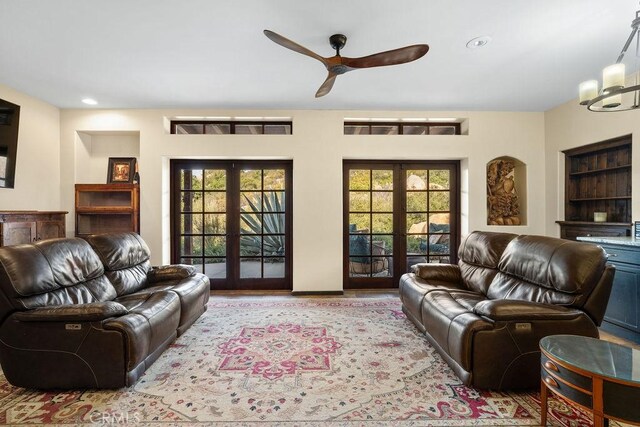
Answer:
602, 63, 625, 92
602, 93, 623, 109
579, 80, 598, 105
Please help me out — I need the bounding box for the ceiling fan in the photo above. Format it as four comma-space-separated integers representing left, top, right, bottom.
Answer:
264, 30, 429, 97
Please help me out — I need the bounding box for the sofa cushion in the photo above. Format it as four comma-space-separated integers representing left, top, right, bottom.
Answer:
489, 235, 607, 307
457, 231, 517, 294
105, 291, 180, 371
0, 239, 104, 298
84, 233, 152, 296
399, 267, 465, 329
421, 289, 492, 371
0, 239, 117, 320
14, 301, 128, 322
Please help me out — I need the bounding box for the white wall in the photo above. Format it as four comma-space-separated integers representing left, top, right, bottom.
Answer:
544, 101, 639, 236
60, 109, 545, 292
0, 84, 60, 210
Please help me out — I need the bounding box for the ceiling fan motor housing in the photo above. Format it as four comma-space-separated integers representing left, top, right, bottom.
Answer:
329, 34, 347, 54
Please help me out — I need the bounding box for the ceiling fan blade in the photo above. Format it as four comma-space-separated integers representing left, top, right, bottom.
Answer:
315, 72, 338, 98
342, 44, 429, 69
264, 30, 327, 66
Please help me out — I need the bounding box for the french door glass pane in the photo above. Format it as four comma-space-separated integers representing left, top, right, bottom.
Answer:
372, 170, 393, 190
204, 193, 226, 212
181, 192, 202, 212
263, 192, 285, 211
239, 168, 287, 279
348, 168, 392, 278
240, 214, 261, 234
406, 192, 428, 212
240, 170, 261, 190
240, 235, 261, 256
371, 192, 392, 211
349, 192, 370, 212
264, 258, 285, 278
240, 257, 261, 278
264, 170, 285, 190
205, 258, 226, 278
405, 168, 452, 268
188, 170, 203, 189
204, 169, 226, 190
241, 192, 262, 212
430, 191, 450, 211
406, 170, 428, 190
430, 170, 450, 189
181, 236, 202, 256
178, 168, 228, 279
203, 214, 226, 234
204, 236, 225, 256
181, 214, 202, 234
372, 214, 393, 233
349, 170, 370, 190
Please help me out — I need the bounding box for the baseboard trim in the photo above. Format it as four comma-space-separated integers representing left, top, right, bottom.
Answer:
291, 291, 344, 296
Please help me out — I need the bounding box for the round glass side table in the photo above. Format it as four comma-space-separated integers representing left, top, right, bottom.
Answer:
540, 334, 640, 427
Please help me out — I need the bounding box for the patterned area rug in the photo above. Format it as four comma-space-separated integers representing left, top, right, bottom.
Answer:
0, 297, 619, 426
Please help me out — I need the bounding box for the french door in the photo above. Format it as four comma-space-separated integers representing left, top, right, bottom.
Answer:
171, 160, 292, 290
343, 161, 459, 289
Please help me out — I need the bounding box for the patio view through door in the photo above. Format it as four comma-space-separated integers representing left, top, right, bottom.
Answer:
344, 161, 459, 289
171, 160, 292, 290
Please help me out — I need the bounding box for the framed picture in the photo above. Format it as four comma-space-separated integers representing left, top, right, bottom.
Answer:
107, 157, 136, 184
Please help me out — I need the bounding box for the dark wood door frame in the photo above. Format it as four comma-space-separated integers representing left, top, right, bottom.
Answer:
170, 159, 293, 290
343, 160, 460, 289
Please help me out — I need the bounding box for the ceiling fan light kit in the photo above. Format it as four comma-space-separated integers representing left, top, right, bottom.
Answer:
578, 7, 640, 112
264, 30, 429, 97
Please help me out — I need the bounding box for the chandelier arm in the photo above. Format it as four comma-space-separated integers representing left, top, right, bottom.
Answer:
586, 84, 640, 111
616, 26, 639, 63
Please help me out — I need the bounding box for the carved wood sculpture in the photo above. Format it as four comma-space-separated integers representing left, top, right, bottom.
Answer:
487, 159, 521, 225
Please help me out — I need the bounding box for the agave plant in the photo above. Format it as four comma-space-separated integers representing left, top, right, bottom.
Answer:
240, 192, 285, 258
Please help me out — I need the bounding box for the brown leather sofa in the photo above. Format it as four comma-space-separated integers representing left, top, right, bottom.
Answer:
0, 232, 210, 389
399, 231, 614, 390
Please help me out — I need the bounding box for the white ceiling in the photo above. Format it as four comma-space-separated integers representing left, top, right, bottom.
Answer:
0, 0, 638, 111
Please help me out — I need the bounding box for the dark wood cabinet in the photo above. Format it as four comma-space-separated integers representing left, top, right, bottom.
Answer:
556, 221, 631, 240
75, 184, 139, 237
596, 242, 640, 344
0, 211, 67, 246
558, 135, 632, 240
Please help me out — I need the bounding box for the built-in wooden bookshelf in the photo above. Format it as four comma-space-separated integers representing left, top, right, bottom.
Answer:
75, 184, 139, 237
557, 135, 632, 240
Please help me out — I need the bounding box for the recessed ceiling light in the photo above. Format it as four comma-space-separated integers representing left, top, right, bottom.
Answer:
82, 98, 98, 105
466, 36, 492, 49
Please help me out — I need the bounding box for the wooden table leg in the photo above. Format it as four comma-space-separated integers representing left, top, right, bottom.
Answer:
540, 379, 548, 426
593, 377, 604, 427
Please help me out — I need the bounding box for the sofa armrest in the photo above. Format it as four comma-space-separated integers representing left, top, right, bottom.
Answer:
473, 299, 586, 321
412, 263, 462, 283
146, 264, 196, 284
13, 301, 128, 322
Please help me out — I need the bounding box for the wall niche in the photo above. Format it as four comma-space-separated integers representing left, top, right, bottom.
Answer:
486, 156, 527, 226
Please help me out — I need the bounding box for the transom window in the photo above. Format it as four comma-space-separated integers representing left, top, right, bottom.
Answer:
344, 122, 460, 135
171, 121, 292, 135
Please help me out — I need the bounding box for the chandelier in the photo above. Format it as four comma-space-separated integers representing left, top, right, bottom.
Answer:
579, 7, 640, 112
